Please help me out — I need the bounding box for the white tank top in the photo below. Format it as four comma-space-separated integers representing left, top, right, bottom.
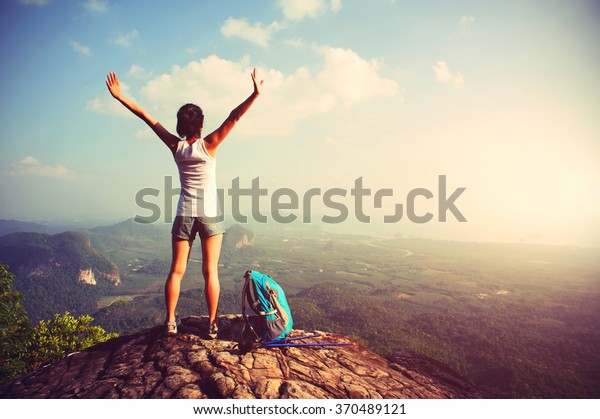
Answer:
173, 139, 220, 218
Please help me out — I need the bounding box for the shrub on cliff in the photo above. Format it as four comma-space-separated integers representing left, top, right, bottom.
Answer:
0, 262, 117, 384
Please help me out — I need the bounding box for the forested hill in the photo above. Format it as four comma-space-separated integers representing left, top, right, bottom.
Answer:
0, 221, 260, 324
86, 219, 259, 263
0, 231, 120, 322
221, 223, 259, 260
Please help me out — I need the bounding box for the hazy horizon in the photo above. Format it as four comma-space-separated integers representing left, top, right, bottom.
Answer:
2, 214, 599, 251
1, 0, 599, 248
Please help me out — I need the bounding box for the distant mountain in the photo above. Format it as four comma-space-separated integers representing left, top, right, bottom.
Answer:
0, 219, 49, 236
221, 223, 260, 260
87, 218, 171, 252
223, 223, 255, 248
87, 219, 259, 267
88, 218, 170, 237
0, 219, 262, 323
0, 231, 120, 323
89, 219, 258, 251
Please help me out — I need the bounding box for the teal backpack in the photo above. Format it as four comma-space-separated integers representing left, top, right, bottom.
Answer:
241, 270, 293, 343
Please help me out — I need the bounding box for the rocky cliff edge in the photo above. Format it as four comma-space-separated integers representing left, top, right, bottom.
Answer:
0, 315, 490, 399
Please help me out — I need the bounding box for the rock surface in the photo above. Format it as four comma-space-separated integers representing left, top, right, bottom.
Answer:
0, 315, 490, 399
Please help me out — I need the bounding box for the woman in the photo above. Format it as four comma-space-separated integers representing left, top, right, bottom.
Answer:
106, 68, 263, 338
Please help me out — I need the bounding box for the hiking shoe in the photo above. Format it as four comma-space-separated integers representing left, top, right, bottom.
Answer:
208, 321, 219, 339
164, 320, 177, 336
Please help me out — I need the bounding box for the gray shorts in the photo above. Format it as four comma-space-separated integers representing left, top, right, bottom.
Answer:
171, 216, 226, 241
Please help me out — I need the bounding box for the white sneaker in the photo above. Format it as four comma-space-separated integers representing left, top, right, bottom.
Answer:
208, 321, 219, 339
164, 320, 177, 335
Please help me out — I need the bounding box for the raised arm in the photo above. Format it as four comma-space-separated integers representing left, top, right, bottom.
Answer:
204, 68, 263, 154
106, 72, 179, 153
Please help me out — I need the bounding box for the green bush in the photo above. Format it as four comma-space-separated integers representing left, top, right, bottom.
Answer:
0, 262, 117, 384
0, 263, 32, 382
26, 312, 118, 371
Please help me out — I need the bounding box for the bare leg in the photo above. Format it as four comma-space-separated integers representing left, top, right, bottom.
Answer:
200, 233, 223, 324
164, 237, 193, 323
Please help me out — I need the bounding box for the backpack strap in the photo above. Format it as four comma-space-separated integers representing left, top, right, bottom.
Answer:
244, 271, 277, 316
241, 271, 262, 343
242, 271, 257, 315
265, 282, 282, 320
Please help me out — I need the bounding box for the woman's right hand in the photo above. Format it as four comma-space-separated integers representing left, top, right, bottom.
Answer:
106, 72, 122, 100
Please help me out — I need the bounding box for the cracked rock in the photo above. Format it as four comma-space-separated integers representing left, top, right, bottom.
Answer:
0, 315, 491, 399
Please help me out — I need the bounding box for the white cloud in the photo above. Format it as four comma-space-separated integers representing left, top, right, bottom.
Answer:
277, 0, 341, 20
220, 18, 283, 48
9, 156, 75, 180
433, 61, 464, 89
87, 46, 400, 138
134, 128, 154, 142
138, 55, 252, 121
330, 0, 343, 13
70, 40, 92, 56
114, 29, 139, 48
283, 38, 306, 48
83, 0, 109, 13
130, 49, 400, 138
18, 0, 49, 6
127, 64, 152, 80
316, 46, 400, 105
85, 80, 136, 117
460, 15, 475, 27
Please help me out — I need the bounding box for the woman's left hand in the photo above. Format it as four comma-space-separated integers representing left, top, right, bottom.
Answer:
251, 68, 264, 96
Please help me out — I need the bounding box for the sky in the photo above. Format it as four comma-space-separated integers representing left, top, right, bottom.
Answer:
0, 0, 599, 247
